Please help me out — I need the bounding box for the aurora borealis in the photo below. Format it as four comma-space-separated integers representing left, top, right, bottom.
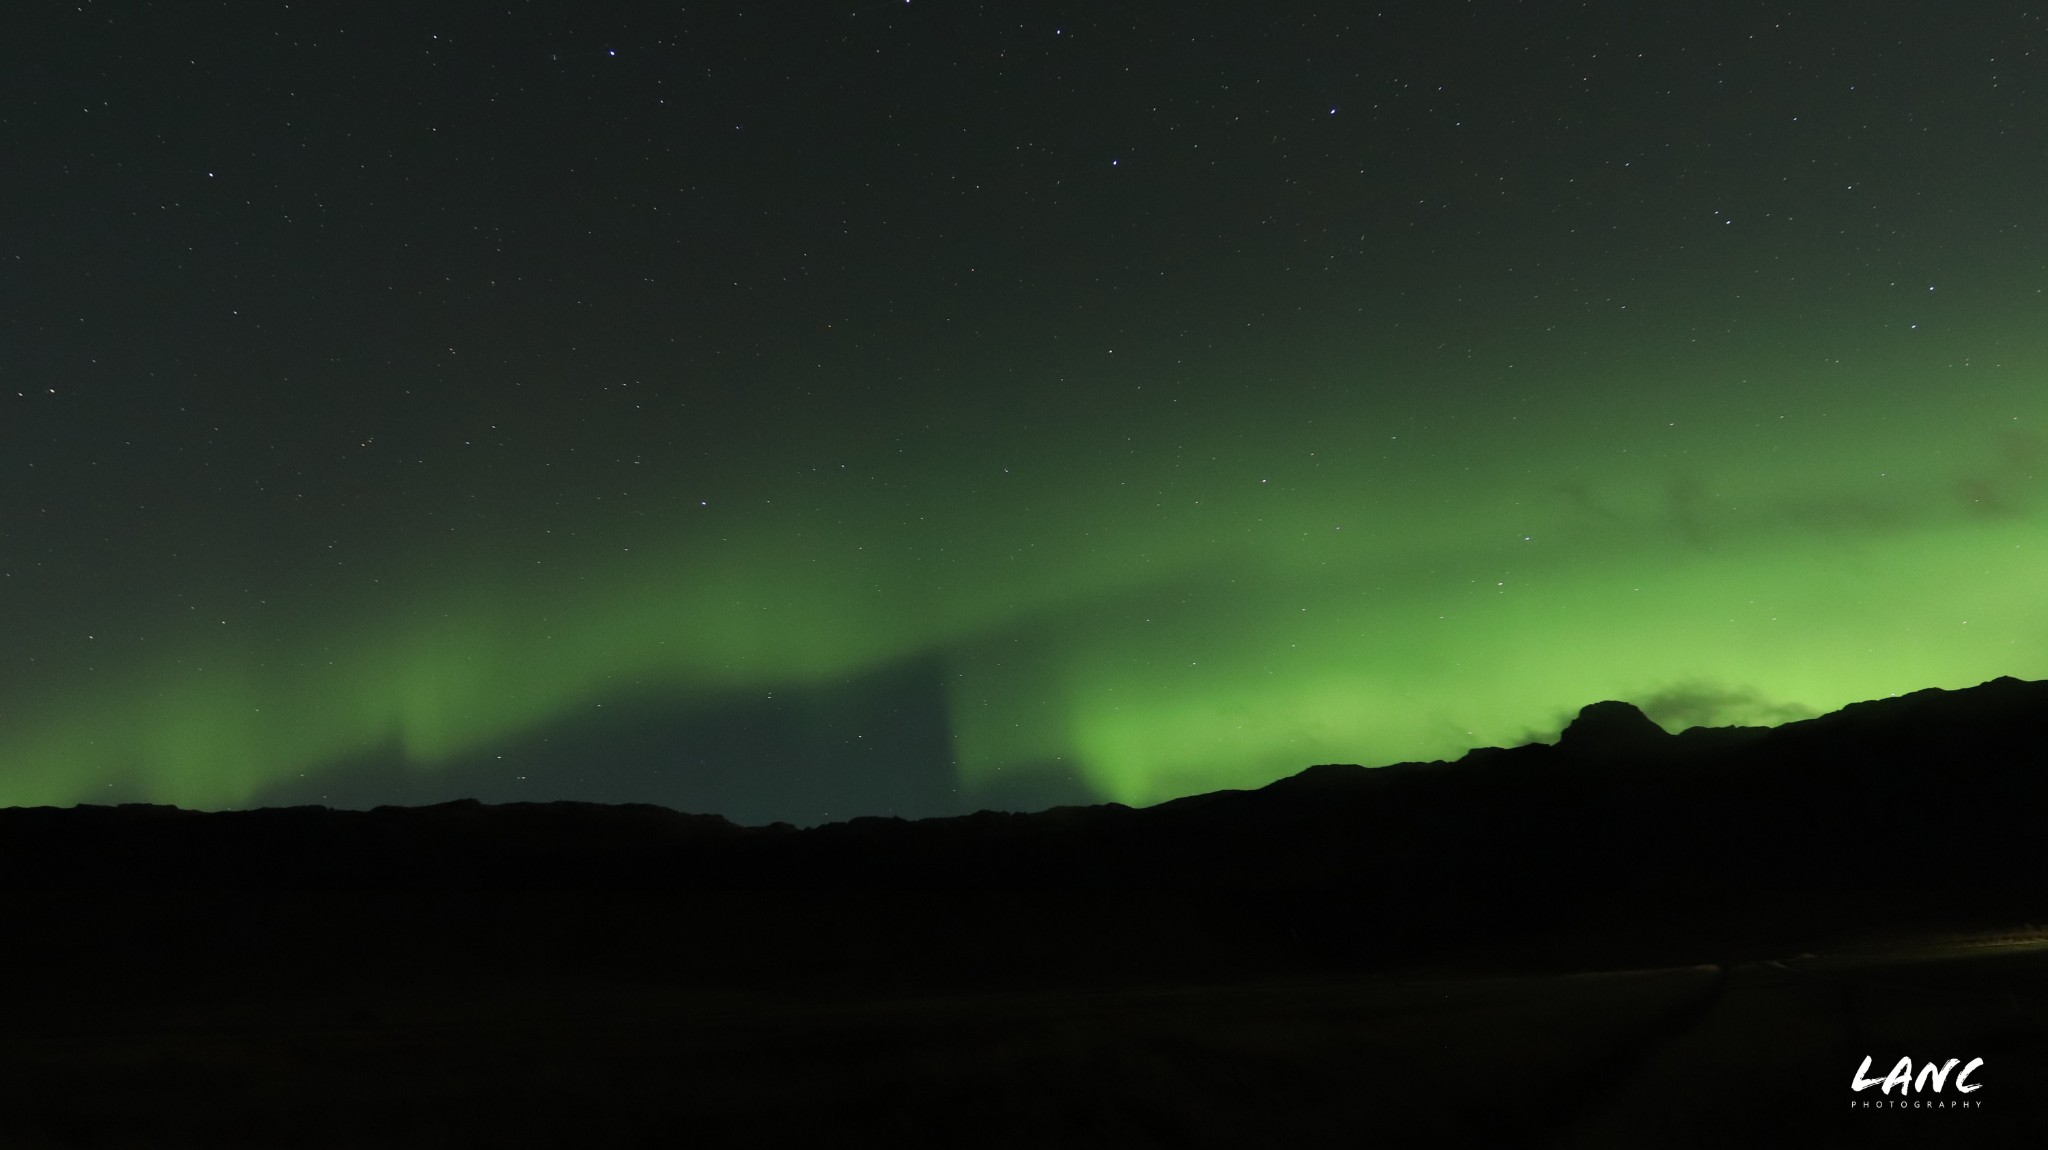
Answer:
6, 2, 2045, 822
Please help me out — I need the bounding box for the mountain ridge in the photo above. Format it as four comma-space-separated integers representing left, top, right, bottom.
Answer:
1, 675, 2041, 986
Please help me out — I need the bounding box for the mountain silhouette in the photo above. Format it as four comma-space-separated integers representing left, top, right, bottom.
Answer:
1556, 699, 1674, 759
5, 675, 2045, 981
4, 677, 2046, 1146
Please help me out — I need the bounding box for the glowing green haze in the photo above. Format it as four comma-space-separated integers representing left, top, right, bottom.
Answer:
16, 0, 2048, 821
6, 310, 2044, 814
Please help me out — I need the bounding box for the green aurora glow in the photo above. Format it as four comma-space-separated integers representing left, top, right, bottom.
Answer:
9, 2, 2048, 820
7, 309, 2044, 812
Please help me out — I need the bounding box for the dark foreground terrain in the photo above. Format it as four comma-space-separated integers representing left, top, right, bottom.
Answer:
4, 676, 2048, 1146
2, 940, 2045, 1147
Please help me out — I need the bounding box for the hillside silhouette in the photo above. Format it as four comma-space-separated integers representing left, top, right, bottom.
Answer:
4, 676, 2047, 1146
8, 676, 2048, 985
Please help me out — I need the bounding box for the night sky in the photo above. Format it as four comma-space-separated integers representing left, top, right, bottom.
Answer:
6, 2, 2045, 824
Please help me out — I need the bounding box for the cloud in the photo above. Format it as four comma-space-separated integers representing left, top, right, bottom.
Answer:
1635, 680, 1815, 732
1956, 431, 2047, 520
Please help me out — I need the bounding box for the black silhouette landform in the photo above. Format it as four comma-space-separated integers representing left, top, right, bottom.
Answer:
5, 676, 2047, 1146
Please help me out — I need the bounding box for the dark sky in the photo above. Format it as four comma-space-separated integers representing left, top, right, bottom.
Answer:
5, 1, 2045, 824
